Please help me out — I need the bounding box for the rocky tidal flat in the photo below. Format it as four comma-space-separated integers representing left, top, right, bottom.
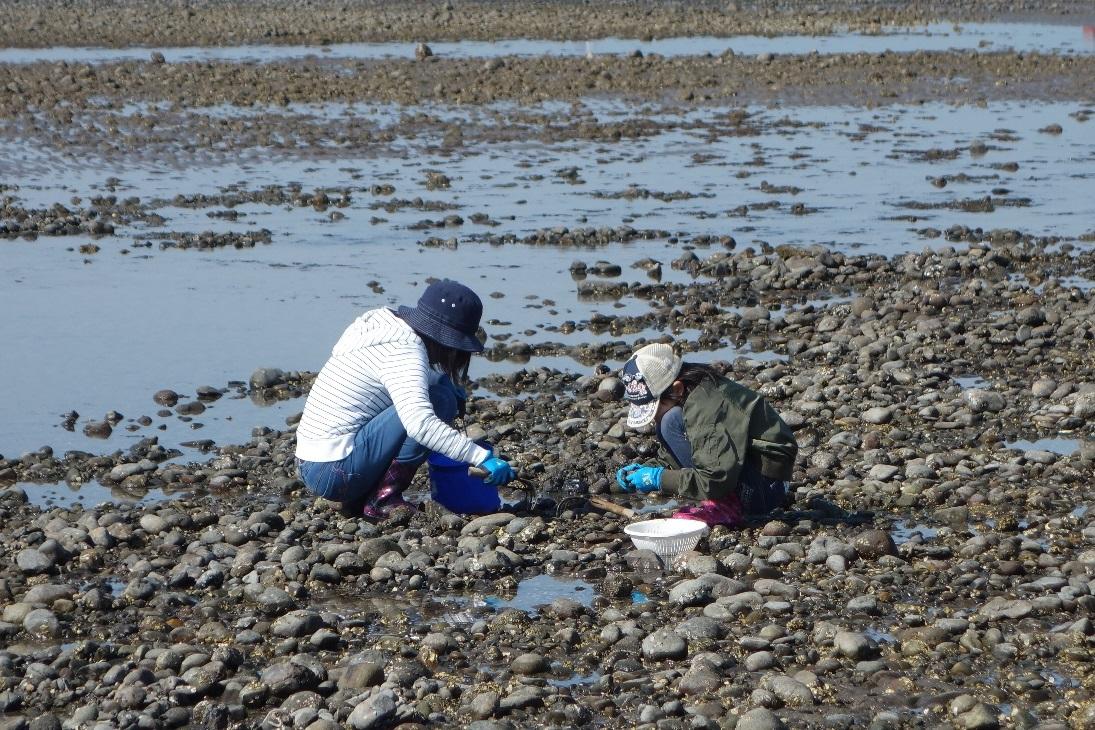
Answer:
2, 1, 1095, 728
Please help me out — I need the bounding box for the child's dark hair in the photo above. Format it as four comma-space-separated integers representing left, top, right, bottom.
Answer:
418, 331, 472, 383
676, 362, 720, 396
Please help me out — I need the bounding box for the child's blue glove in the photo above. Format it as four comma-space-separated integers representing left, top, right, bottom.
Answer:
616, 464, 640, 489
615, 464, 663, 493
479, 453, 515, 486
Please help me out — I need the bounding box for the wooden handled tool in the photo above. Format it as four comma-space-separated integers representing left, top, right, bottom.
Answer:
588, 495, 636, 519
467, 466, 636, 518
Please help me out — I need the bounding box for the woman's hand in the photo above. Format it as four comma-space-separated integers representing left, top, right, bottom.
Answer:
615, 464, 663, 493
479, 453, 515, 486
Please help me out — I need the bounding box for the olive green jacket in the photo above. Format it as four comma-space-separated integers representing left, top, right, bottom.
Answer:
655, 376, 798, 501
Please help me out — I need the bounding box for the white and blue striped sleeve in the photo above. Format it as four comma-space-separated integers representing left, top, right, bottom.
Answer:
373, 341, 489, 466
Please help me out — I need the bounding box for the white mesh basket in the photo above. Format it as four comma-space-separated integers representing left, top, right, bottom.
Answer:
624, 518, 708, 558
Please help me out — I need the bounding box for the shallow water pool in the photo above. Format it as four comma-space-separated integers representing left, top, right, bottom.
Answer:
0, 23, 1091, 65
16, 480, 188, 510
1004, 438, 1082, 455
2, 100, 1093, 462
891, 520, 941, 544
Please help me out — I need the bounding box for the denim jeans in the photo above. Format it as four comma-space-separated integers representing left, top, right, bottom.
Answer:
738, 463, 788, 516
657, 406, 694, 469
296, 371, 462, 503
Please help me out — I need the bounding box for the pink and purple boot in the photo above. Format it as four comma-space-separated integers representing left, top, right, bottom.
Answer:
363, 460, 420, 519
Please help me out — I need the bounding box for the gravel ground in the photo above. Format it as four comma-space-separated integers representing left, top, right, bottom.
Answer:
2, 51, 1094, 119
2, 241, 1094, 729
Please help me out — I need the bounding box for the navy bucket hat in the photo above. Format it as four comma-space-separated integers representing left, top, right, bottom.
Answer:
398, 279, 485, 353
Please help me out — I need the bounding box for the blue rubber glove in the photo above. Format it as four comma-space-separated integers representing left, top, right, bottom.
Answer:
617, 464, 663, 493
479, 453, 515, 486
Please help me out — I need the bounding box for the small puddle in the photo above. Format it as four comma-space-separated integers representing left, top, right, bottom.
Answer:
891, 520, 940, 544
20, 481, 186, 510
954, 374, 987, 389
548, 670, 603, 688
483, 574, 595, 613
1004, 438, 1082, 456
631, 590, 650, 604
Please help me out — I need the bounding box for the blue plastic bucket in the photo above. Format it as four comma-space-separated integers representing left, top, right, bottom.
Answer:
427, 444, 500, 515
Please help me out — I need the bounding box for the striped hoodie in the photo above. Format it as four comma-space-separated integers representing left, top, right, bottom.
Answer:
295, 308, 490, 466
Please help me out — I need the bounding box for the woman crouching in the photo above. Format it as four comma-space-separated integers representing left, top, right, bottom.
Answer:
295, 279, 514, 518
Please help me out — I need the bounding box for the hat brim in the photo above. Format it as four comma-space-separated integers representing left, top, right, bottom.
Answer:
626, 399, 659, 429
397, 305, 485, 353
